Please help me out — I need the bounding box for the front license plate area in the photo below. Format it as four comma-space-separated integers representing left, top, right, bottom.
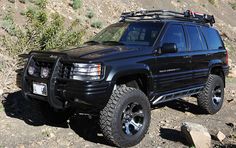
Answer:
33, 82, 48, 96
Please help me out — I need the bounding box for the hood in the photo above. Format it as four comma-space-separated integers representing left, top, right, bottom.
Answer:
62, 44, 132, 60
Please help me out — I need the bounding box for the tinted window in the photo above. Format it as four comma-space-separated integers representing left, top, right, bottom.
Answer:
201, 27, 223, 50
92, 22, 163, 46
121, 22, 163, 46
162, 24, 186, 52
198, 27, 208, 50
186, 26, 204, 51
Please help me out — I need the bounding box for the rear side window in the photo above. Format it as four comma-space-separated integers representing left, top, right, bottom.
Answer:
201, 27, 223, 50
162, 24, 186, 52
186, 25, 205, 51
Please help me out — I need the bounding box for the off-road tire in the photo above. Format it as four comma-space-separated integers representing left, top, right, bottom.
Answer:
197, 74, 224, 114
99, 85, 151, 147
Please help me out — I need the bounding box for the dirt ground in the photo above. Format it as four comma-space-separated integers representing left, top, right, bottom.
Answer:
0, 78, 236, 148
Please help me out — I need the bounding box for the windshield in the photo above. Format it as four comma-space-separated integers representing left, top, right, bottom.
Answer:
91, 22, 163, 46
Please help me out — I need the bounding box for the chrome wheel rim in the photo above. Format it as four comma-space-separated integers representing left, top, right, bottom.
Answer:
212, 85, 222, 107
121, 102, 144, 136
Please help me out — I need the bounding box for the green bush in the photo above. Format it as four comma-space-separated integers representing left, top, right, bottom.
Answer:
72, 0, 82, 10
1, 3, 84, 55
1, 9, 18, 36
86, 11, 94, 19
208, 0, 215, 5
229, 2, 236, 10
34, 0, 47, 9
91, 20, 103, 29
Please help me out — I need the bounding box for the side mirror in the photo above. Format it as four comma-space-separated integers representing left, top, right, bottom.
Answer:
161, 43, 178, 54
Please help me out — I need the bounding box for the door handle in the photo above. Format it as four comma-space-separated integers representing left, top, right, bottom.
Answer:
183, 55, 191, 58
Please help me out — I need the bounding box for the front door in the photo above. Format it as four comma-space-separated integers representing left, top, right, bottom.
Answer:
155, 24, 192, 93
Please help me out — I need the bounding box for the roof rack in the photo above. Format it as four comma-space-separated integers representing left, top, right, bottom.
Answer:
120, 10, 215, 26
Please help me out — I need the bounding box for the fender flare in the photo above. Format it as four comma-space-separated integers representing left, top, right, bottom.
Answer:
208, 60, 224, 75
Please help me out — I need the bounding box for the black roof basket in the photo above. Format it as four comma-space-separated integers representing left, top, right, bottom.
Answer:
120, 10, 215, 26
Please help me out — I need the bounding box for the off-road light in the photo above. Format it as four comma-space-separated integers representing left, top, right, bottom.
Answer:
40, 67, 50, 78
71, 63, 102, 81
28, 66, 35, 75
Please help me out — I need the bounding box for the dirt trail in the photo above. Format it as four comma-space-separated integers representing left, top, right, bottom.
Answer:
0, 78, 235, 147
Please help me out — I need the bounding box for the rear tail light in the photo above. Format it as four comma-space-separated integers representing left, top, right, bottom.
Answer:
226, 49, 229, 65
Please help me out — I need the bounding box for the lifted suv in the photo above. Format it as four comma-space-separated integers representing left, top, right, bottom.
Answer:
18, 10, 229, 147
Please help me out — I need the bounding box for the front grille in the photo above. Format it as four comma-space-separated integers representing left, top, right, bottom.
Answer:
58, 63, 73, 79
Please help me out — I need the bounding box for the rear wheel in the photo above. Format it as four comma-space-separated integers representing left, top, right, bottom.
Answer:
99, 85, 151, 147
197, 74, 224, 114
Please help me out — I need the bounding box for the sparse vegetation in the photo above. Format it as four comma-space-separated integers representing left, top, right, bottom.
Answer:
177, 0, 181, 3
229, 2, 236, 10
72, 0, 82, 10
34, 0, 47, 9
0, 1, 84, 55
19, 0, 26, 4
41, 130, 50, 137
86, 10, 94, 19
208, 0, 215, 5
1, 8, 18, 36
8, 0, 15, 3
91, 20, 103, 29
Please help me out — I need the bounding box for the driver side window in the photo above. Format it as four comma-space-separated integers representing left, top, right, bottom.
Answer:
162, 24, 187, 52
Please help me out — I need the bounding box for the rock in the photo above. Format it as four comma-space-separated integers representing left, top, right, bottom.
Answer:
17, 144, 25, 148
49, 132, 56, 138
185, 112, 195, 117
181, 122, 211, 148
231, 90, 236, 95
216, 131, 226, 142
229, 68, 236, 78
0, 89, 3, 96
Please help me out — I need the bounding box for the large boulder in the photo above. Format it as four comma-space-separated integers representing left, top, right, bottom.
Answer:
181, 122, 211, 148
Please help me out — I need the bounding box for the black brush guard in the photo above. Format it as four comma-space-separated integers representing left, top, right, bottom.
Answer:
21, 53, 113, 110
22, 55, 64, 109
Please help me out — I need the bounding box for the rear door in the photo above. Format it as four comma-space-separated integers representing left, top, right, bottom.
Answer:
200, 26, 226, 65
155, 23, 192, 93
185, 25, 210, 86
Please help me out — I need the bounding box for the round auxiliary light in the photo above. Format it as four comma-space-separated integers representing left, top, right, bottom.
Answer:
28, 66, 35, 75
41, 67, 50, 78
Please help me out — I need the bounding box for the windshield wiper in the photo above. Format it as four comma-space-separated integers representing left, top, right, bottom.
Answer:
102, 41, 124, 45
84, 40, 100, 45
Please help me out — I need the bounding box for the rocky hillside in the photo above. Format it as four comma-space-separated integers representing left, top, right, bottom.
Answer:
0, 0, 235, 91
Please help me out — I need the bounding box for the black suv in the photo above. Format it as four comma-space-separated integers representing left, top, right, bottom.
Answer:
18, 10, 229, 147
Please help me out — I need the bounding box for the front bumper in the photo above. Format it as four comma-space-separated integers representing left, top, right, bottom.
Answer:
19, 54, 113, 110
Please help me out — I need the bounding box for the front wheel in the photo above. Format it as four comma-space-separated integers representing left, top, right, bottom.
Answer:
197, 74, 224, 114
99, 85, 151, 147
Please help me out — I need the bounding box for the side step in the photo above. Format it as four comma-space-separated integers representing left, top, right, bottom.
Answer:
152, 86, 204, 105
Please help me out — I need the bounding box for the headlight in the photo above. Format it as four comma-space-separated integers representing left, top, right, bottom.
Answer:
40, 67, 50, 78
28, 66, 35, 75
70, 63, 103, 81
